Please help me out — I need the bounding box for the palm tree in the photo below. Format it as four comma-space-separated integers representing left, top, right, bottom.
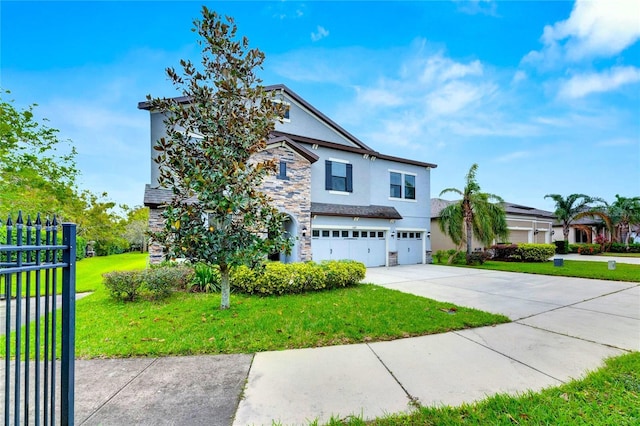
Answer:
607, 195, 640, 246
439, 163, 509, 257
544, 193, 601, 250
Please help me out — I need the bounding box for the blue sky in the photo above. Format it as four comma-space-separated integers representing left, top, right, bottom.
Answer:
2, 0, 639, 213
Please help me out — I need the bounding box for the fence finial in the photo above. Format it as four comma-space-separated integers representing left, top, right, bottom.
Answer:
52, 215, 59, 227
35, 213, 42, 226
17, 210, 23, 225
6, 214, 13, 227
26, 214, 33, 227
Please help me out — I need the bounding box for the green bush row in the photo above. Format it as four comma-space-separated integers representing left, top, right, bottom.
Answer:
103, 260, 366, 301
490, 243, 555, 262
609, 242, 640, 253
514, 243, 556, 262
103, 266, 194, 302
231, 260, 366, 295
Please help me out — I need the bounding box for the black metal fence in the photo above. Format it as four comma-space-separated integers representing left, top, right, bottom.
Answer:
1, 212, 76, 425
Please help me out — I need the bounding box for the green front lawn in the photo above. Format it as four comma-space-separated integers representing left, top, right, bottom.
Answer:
2, 252, 147, 296
3, 253, 509, 359
326, 351, 640, 425
435, 259, 640, 282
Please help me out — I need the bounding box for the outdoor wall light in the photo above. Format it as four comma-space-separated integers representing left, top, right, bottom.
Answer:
427, 231, 431, 238
302, 226, 307, 237
391, 232, 396, 238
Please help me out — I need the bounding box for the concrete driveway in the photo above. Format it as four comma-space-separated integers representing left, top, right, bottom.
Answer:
234, 264, 639, 425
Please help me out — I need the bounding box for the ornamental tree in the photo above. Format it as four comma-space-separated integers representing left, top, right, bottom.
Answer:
147, 7, 291, 309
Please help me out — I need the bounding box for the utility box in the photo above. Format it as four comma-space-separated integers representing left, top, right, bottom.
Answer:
608, 260, 616, 270
553, 258, 564, 267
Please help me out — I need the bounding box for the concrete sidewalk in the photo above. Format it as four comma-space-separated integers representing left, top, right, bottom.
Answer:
73, 265, 639, 425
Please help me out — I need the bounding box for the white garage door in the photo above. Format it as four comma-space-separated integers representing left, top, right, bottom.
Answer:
311, 229, 387, 267
397, 231, 424, 265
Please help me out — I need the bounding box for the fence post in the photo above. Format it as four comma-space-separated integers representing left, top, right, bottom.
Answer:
61, 223, 77, 425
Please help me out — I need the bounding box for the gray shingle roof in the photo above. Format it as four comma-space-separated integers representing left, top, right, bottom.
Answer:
431, 198, 555, 220
311, 202, 402, 220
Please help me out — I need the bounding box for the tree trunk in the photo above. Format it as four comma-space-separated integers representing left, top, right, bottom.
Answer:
220, 265, 230, 310
466, 220, 473, 256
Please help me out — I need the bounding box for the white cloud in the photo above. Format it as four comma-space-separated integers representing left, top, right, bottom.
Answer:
596, 137, 638, 147
512, 70, 527, 84
524, 0, 640, 67
558, 66, 640, 99
311, 26, 329, 42
494, 151, 532, 163
454, 0, 498, 17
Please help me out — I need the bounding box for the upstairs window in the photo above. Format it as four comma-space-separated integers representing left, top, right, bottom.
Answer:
325, 160, 353, 192
390, 171, 416, 200
277, 161, 288, 180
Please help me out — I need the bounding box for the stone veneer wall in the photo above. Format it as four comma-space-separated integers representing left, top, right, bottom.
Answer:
253, 146, 312, 262
148, 207, 165, 264
147, 145, 312, 265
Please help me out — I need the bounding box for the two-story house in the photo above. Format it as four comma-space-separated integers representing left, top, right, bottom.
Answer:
140, 85, 437, 267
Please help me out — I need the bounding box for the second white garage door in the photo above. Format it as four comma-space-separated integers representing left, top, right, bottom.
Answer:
311, 229, 387, 267
397, 231, 424, 265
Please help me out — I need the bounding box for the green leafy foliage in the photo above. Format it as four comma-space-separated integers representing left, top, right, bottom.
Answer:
103, 266, 193, 302
545, 193, 603, 245
434, 249, 467, 265
146, 7, 291, 308
103, 271, 144, 302
190, 262, 222, 293
232, 260, 365, 295
610, 242, 640, 253
577, 243, 602, 255
514, 244, 556, 262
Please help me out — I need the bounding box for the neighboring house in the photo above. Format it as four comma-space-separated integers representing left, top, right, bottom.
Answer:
552, 215, 607, 245
430, 198, 555, 252
140, 84, 438, 267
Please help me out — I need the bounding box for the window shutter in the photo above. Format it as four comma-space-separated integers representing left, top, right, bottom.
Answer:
346, 163, 353, 192
325, 160, 332, 190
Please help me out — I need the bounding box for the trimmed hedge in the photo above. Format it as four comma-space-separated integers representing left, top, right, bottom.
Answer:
610, 243, 640, 253
231, 260, 366, 295
490, 243, 555, 262
515, 243, 556, 262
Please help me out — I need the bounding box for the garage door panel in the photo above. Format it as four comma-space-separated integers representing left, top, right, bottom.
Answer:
397, 232, 423, 265
312, 229, 386, 267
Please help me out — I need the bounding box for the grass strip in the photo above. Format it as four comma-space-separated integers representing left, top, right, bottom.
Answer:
324, 351, 639, 425
434, 259, 640, 282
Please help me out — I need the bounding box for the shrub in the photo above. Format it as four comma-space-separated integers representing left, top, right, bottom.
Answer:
578, 244, 601, 255
466, 251, 490, 265
190, 263, 221, 293
568, 244, 584, 254
144, 266, 193, 300
322, 260, 366, 288
229, 264, 258, 293
554, 240, 568, 254
103, 266, 192, 302
103, 271, 143, 302
515, 244, 556, 262
610, 243, 640, 253
490, 244, 519, 261
230, 260, 365, 296
433, 250, 447, 264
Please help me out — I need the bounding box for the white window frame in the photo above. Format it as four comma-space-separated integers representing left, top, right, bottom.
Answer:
388, 169, 417, 202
